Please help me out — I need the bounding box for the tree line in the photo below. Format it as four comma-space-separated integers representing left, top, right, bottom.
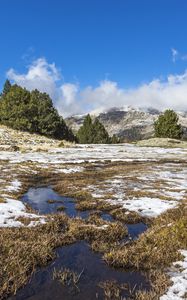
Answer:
0, 79, 184, 143
0, 80, 75, 141
77, 114, 120, 144
0, 80, 119, 143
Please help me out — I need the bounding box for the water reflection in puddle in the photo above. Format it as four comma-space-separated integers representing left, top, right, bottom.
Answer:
9, 242, 149, 300
22, 187, 148, 239
14, 186, 150, 300
22, 187, 90, 219
127, 223, 148, 240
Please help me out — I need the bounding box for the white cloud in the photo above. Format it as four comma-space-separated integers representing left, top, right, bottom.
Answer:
7, 57, 187, 117
181, 54, 187, 61
171, 48, 187, 62
7, 58, 60, 98
7, 58, 81, 116
81, 74, 187, 113
171, 48, 178, 62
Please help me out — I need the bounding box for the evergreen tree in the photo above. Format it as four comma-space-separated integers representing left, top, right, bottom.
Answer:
0, 84, 75, 141
92, 118, 110, 143
154, 109, 183, 139
111, 134, 120, 144
77, 115, 111, 144
1, 79, 11, 97
77, 114, 95, 143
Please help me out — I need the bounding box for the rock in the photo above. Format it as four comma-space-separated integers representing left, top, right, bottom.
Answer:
66, 107, 187, 142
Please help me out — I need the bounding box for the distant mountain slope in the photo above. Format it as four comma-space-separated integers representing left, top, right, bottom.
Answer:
66, 107, 187, 141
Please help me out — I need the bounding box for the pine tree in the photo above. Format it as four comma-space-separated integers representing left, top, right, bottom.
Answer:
1, 79, 11, 97
111, 134, 120, 144
154, 109, 183, 139
92, 118, 110, 143
0, 84, 75, 141
77, 115, 111, 144
77, 114, 95, 143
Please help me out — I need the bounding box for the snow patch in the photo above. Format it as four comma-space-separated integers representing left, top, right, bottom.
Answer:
6, 179, 21, 192
0, 144, 186, 164
0, 198, 45, 227
108, 197, 177, 217
160, 250, 187, 300
59, 166, 84, 173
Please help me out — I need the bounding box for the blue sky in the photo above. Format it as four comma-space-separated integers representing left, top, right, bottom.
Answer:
0, 0, 187, 115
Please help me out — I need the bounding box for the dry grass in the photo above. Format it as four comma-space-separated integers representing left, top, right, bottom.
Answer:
47, 199, 56, 204
53, 267, 84, 290
134, 270, 171, 300
98, 280, 123, 299
125, 188, 173, 201
75, 200, 97, 211
56, 205, 66, 211
73, 190, 93, 200
0, 159, 186, 299
15, 216, 40, 226
110, 208, 149, 224
137, 137, 187, 149
67, 217, 127, 246
0, 211, 128, 299
98, 270, 170, 300
104, 203, 187, 270
0, 214, 71, 298
0, 198, 6, 203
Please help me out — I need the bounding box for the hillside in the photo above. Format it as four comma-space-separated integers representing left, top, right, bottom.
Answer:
66, 107, 187, 141
0, 125, 73, 152
136, 137, 187, 148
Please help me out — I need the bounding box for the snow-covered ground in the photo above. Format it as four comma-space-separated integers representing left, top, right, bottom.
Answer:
0, 143, 186, 164
160, 250, 187, 300
1, 144, 186, 225
0, 144, 186, 298
0, 176, 45, 227
86, 162, 187, 218
110, 197, 177, 217
0, 197, 45, 227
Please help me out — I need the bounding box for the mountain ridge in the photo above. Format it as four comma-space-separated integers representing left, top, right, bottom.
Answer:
66, 107, 187, 141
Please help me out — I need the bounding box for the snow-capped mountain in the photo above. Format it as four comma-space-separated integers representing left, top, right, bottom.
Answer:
66, 107, 187, 141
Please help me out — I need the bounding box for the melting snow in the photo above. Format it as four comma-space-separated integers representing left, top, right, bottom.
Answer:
5, 179, 21, 192
0, 144, 186, 226
0, 144, 186, 164
160, 250, 187, 300
108, 197, 178, 217
0, 198, 45, 227
59, 166, 84, 173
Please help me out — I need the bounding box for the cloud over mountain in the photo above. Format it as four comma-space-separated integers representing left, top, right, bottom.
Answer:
7, 58, 187, 117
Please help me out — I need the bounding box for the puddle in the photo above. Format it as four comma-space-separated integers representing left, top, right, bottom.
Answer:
15, 186, 150, 299
9, 242, 150, 300
22, 187, 90, 219
22, 187, 147, 240
100, 213, 114, 222
127, 222, 148, 240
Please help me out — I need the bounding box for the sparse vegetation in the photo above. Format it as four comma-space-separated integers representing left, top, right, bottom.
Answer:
57, 205, 66, 211
110, 208, 148, 224
104, 203, 187, 270
0, 152, 186, 299
0, 214, 70, 298
98, 280, 124, 299
53, 267, 84, 289
0, 197, 6, 203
